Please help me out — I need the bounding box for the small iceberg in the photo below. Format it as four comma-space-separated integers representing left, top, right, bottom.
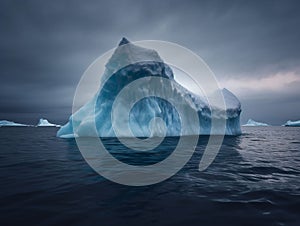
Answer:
0, 120, 29, 127
283, 120, 300, 127
242, 119, 269, 126
37, 118, 61, 127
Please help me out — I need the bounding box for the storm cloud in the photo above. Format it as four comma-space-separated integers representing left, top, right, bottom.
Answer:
0, 0, 299, 125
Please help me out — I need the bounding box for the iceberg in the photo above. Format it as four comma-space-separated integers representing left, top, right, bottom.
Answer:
57, 38, 242, 138
0, 120, 29, 127
242, 119, 269, 126
283, 120, 300, 127
37, 118, 61, 127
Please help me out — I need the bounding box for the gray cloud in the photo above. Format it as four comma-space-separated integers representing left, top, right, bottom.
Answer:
0, 0, 299, 124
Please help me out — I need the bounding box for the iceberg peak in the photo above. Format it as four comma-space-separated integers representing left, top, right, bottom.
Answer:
118, 37, 130, 46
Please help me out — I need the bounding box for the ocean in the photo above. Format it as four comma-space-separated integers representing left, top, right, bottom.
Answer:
0, 126, 299, 225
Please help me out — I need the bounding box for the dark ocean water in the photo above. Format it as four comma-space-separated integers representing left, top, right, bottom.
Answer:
0, 126, 299, 226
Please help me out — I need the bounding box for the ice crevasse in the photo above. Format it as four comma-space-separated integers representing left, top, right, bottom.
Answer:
57, 38, 242, 138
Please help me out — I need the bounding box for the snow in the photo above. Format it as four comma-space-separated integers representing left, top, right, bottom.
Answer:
37, 118, 61, 127
242, 119, 269, 127
0, 120, 29, 127
283, 120, 300, 127
57, 38, 242, 138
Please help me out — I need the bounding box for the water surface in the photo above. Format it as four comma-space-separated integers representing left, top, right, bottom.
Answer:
0, 126, 299, 225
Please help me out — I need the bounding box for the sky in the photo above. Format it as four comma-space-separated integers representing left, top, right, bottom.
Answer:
0, 0, 299, 125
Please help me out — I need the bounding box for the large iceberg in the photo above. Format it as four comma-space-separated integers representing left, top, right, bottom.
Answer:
283, 120, 300, 127
0, 120, 29, 127
36, 118, 61, 127
57, 38, 242, 138
242, 119, 269, 127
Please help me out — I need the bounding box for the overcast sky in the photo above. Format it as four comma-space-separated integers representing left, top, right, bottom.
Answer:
0, 0, 299, 125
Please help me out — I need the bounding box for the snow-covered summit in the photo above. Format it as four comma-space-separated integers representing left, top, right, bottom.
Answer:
57, 38, 242, 138
102, 38, 168, 83
242, 119, 269, 126
37, 118, 60, 127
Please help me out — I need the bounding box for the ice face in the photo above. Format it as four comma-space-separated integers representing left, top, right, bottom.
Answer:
242, 119, 269, 126
57, 38, 242, 138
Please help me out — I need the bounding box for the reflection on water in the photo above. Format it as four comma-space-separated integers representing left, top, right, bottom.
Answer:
0, 126, 299, 225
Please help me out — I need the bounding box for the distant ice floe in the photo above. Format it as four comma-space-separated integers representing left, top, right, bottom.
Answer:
242, 119, 269, 127
36, 118, 61, 127
283, 120, 300, 127
0, 120, 30, 127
